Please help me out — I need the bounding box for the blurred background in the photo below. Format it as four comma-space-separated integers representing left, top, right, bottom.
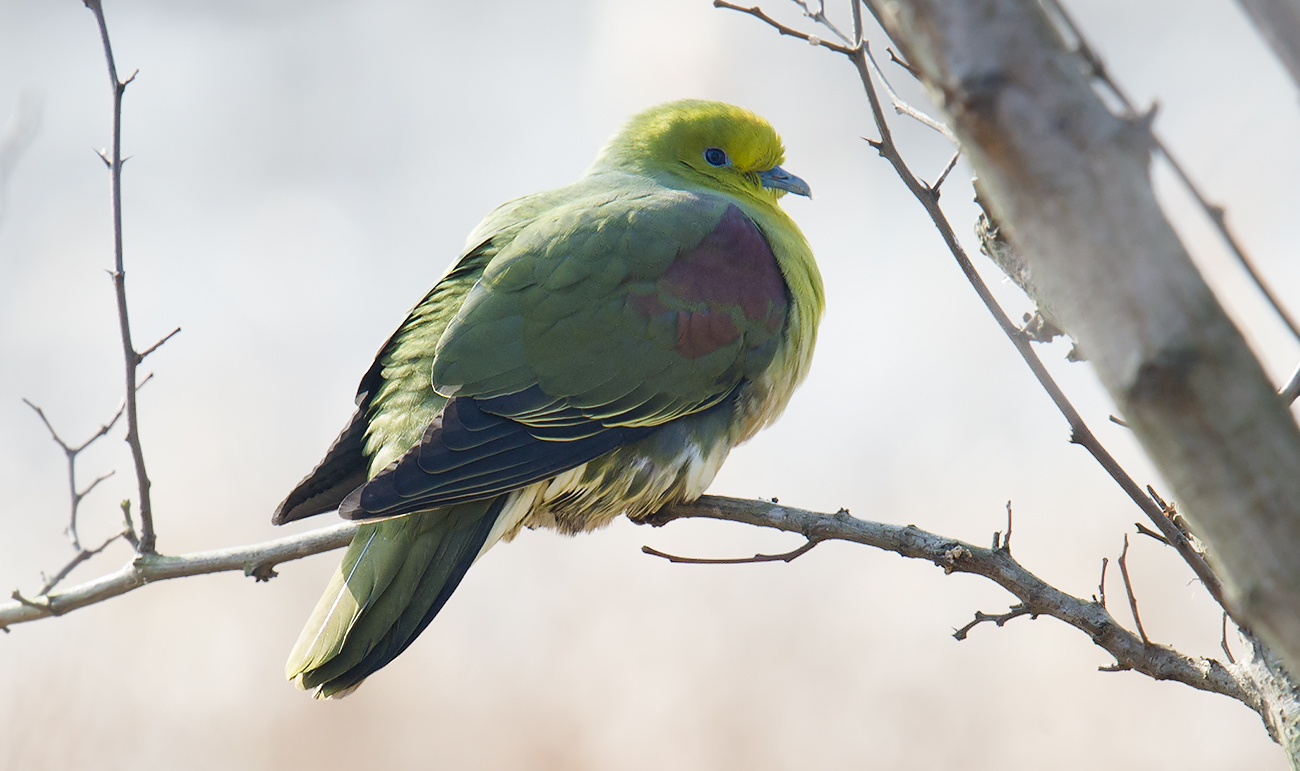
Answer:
1, 0, 1298, 768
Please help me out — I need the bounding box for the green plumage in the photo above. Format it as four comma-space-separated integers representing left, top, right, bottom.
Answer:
275, 100, 823, 698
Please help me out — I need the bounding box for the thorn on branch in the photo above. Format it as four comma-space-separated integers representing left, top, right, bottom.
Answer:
953, 603, 1035, 640
1133, 522, 1168, 545
642, 538, 822, 565
886, 47, 919, 78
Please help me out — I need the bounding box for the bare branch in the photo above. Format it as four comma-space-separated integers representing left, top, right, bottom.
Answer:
642, 496, 1272, 718
83, 0, 161, 554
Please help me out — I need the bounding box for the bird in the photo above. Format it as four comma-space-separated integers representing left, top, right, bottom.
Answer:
273, 99, 824, 698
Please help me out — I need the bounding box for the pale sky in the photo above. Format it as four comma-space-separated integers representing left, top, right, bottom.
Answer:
1, 1, 1298, 768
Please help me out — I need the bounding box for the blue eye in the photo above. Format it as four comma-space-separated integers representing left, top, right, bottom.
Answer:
703, 147, 728, 167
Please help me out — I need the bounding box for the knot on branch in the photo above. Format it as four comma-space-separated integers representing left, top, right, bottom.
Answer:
939, 544, 973, 574
247, 563, 278, 582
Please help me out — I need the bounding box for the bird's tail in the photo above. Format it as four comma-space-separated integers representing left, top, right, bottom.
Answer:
285, 495, 506, 698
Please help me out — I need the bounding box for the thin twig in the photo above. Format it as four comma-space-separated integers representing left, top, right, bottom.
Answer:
1224, 612, 1237, 665
713, 1, 856, 54
642, 537, 822, 565
137, 326, 181, 361
953, 603, 1034, 640
1096, 556, 1108, 607
1117, 534, 1149, 645
1038, 0, 1300, 344
84, 0, 159, 554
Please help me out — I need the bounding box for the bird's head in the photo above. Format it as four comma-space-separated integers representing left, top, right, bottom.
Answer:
591, 100, 811, 203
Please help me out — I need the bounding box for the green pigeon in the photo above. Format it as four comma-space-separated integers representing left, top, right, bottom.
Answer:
274, 100, 824, 698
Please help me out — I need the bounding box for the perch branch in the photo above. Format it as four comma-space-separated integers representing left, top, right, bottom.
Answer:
640, 495, 1293, 739
0, 521, 358, 629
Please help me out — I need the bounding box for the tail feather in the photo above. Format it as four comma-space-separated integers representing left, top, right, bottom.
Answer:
286, 496, 506, 698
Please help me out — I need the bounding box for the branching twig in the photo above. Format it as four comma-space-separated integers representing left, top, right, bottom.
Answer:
23, 397, 124, 550
84, 0, 160, 555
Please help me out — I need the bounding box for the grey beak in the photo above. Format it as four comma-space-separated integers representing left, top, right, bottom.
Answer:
758, 165, 811, 197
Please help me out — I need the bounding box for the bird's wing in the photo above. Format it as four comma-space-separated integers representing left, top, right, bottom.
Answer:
272, 235, 506, 524
344, 185, 789, 521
